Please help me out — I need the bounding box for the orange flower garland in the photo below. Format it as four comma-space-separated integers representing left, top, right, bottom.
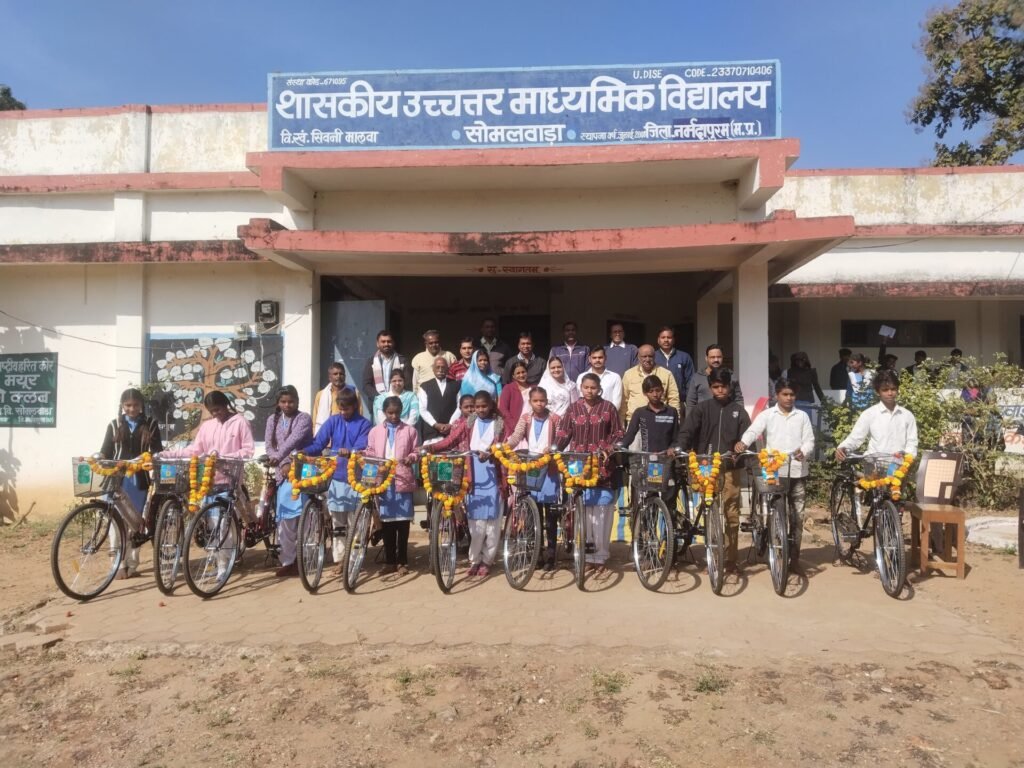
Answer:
86, 451, 153, 477
288, 452, 338, 499
492, 443, 551, 484
687, 451, 722, 504
346, 452, 396, 502
187, 453, 217, 512
553, 452, 600, 489
758, 449, 788, 485
420, 455, 471, 512
857, 453, 914, 501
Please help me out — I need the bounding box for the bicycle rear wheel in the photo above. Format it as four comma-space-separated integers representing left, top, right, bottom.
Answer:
342, 503, 372, 594
874, 500, 907, 599
633, 496, 674, 591
153, 497, 186, 596
431, 502, 458, 593
51, 501, 123, 601
829, 479, 858, 563
297, 497, 328, 593
767, 494, 789, 596
572, 494, 586, 591
705, 497, 726, 595
502, 495, 540, 590
183, 501, 238, 599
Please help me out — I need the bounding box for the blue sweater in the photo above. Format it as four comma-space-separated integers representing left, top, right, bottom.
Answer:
303, 413, 372, 480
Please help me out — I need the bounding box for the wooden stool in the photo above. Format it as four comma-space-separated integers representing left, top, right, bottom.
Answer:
908, 502, 967, 579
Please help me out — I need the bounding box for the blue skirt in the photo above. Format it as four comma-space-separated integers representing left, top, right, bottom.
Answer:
466, 455, 502, 521
583, 487, 615, 506
276, 480, 304, 520
529, 466, 561, 505
123, 475, 148, 516
378, 484, 414, 521
328, 479, 361, 513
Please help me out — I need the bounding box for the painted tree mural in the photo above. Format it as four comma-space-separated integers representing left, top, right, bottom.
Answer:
148, 335, 283, 441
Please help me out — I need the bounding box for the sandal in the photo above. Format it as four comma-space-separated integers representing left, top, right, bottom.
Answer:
396, 565, 410, 577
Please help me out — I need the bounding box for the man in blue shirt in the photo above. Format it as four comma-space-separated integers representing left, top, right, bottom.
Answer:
655, 326, 694, 398
605, 322, 639, 378
549, 321, 590, 382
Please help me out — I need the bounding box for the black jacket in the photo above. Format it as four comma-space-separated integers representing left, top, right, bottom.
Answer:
100, 415, 163, 489
675, 396, 750, 462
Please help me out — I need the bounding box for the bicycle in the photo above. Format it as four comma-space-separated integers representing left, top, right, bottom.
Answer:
497, 449, 545, 590
422, 451, 472, 594
181, 455, 252, 599
551, 450, 599, 591
150, 455, 195, 595
739, 450, 791, 596
340, 453, 398, 594
679, 451, 729, 596
613, 448, 676, 591
829, 452, 909, 599
292, 451, 339, 593
51, 454, 155, 601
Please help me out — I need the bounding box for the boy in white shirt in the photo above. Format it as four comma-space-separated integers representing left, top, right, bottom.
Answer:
836, 370, 919, 461
735, 378, 815, 569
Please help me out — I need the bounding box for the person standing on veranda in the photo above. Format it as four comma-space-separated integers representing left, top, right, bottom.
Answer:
605, 322, 639, 379
501, 331, 546, 385
479, 318, 514, 373
829, 348, 852, 391
418, 357, 460, 446
448, 337, 476, 383
577, 346, 623, 412
549, 320, 590, 383
620, 344, 681, 435
411, 330, 455, 392
361, 330, 410, 424
685, 343, 745, 409
655, 326, 695, 400
312, 361, 362, 433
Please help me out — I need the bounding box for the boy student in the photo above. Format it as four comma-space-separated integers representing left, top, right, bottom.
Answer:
618, 375, 681, 508
734, 378, 815, 570
676, 367, 750, 574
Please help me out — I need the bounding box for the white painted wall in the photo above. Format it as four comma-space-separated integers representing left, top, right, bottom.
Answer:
0, 194, 114, 244
147, 192, 299, 241
0, 113, 150, 175
149, 111, 265, 173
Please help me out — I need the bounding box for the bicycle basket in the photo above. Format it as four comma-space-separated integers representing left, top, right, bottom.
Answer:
752, 472, 791, 494
293, 455, 334, 495
635, 455, 671, 494
514, 466, 547, 492
860, 456, 900, 482
153, 457, 192, 494
71, 458, 124, 498
428, 457, 465, 488
360, 456, 392, 488
211, 457, 247, 493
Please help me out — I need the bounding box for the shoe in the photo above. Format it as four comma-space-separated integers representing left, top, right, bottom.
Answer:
396, 565, 410, 577
724, 563, 740, 575
543, 558, 555, 573
275, 562, 298, 578
419, 519, 430, 530
380, 564, 398, 575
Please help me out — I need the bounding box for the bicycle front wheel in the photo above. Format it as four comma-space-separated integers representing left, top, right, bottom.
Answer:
829, 479, 858, 563
874, 500, 907, 599
705, 497, 726, 596
767, 494, 789, 596
633, 496, 674, 591
183, 501, 238, 599
502, 495, 540, 590
342, 503, 372, 594
431, 502, 458, 593
153, 497, 186, 596
51, 501, 123, 601
297, 497, 328, 593
573, 494, 586, 591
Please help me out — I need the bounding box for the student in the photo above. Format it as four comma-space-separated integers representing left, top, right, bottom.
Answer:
618, 375, 681, 509
734, 378, 815, 569
783, 351, 826, 421
829, 349, 852, 391
365, 396, 420, 576
373, 370, 420, 428
263, 385, 314, 578
312, 361, 361, 433
538, 356, 578, 417
303, 389, 372, 570
453, 394, 475, 424
460, 348, 502, 399
100, 387, 163, 579
498, 360, 532, 426
845, 354, 874, 411
554, 373, 624, 576
675, 368, 750, 574
428, 391, 507, 578
505, 386, 562, 572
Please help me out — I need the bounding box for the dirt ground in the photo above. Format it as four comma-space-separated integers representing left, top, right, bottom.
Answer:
1, 511, 1022, 768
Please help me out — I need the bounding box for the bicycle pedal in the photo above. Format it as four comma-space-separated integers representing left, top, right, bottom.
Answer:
584, 544, 596, 554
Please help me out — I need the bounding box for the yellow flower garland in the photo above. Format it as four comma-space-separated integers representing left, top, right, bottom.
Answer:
758, 449, 788, 484
187, 453, 217, 512
420, 455, 471, 511
857, 453, 914, 501
86, 451, 153, 477
492, 443, 551, 484
687, 451, 722, 504
288, 452, 338, 499
553, 452, 600, 489
346, 452, 397, 502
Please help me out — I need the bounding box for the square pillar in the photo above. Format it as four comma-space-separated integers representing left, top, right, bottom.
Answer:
732, 261, 769, 405
696, 295, 718, 362
115, 264, 145, 391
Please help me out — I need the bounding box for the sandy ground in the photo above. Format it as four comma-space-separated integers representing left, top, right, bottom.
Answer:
1, 510, 1023, 768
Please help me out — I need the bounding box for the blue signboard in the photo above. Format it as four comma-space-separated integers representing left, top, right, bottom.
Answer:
268, 61, 780, 151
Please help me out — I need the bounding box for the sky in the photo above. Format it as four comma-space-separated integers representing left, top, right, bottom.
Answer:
0, 0, 954, 169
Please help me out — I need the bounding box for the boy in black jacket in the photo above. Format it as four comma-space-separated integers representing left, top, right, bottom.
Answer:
675, 368, 750, 572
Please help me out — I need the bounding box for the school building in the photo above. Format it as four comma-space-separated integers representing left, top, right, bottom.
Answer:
2, 68, 1024, 514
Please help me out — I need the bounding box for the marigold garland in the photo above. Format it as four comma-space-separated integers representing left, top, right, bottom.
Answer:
288, 452, 338, 499
86, 451, 153, 478
346, 452, 397, 502
687, 451, 722, 504
188, 453, 217, 512
420, 454, 471, 511
552, 452, 600, 489
758, 449, 788, 485
492, 443, 551, 484
857, 453, 914, 501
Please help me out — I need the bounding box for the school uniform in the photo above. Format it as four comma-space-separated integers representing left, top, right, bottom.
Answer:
366, 421, 419, 566
264, 411, 314, 568
506, 411, 562, 561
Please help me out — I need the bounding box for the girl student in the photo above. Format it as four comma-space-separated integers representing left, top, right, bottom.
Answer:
427, 390, 507, 578
100, 387, 164, 579
263, 385, 313, 578
373, 369, 420, 428
505, 385, 562, 572
460, 348, 502, 400
303, 388, 372, 572
554, 373, 624, 576
498, 360, 531, 426
539, 356, 578, 417
365, 395, 420, 576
